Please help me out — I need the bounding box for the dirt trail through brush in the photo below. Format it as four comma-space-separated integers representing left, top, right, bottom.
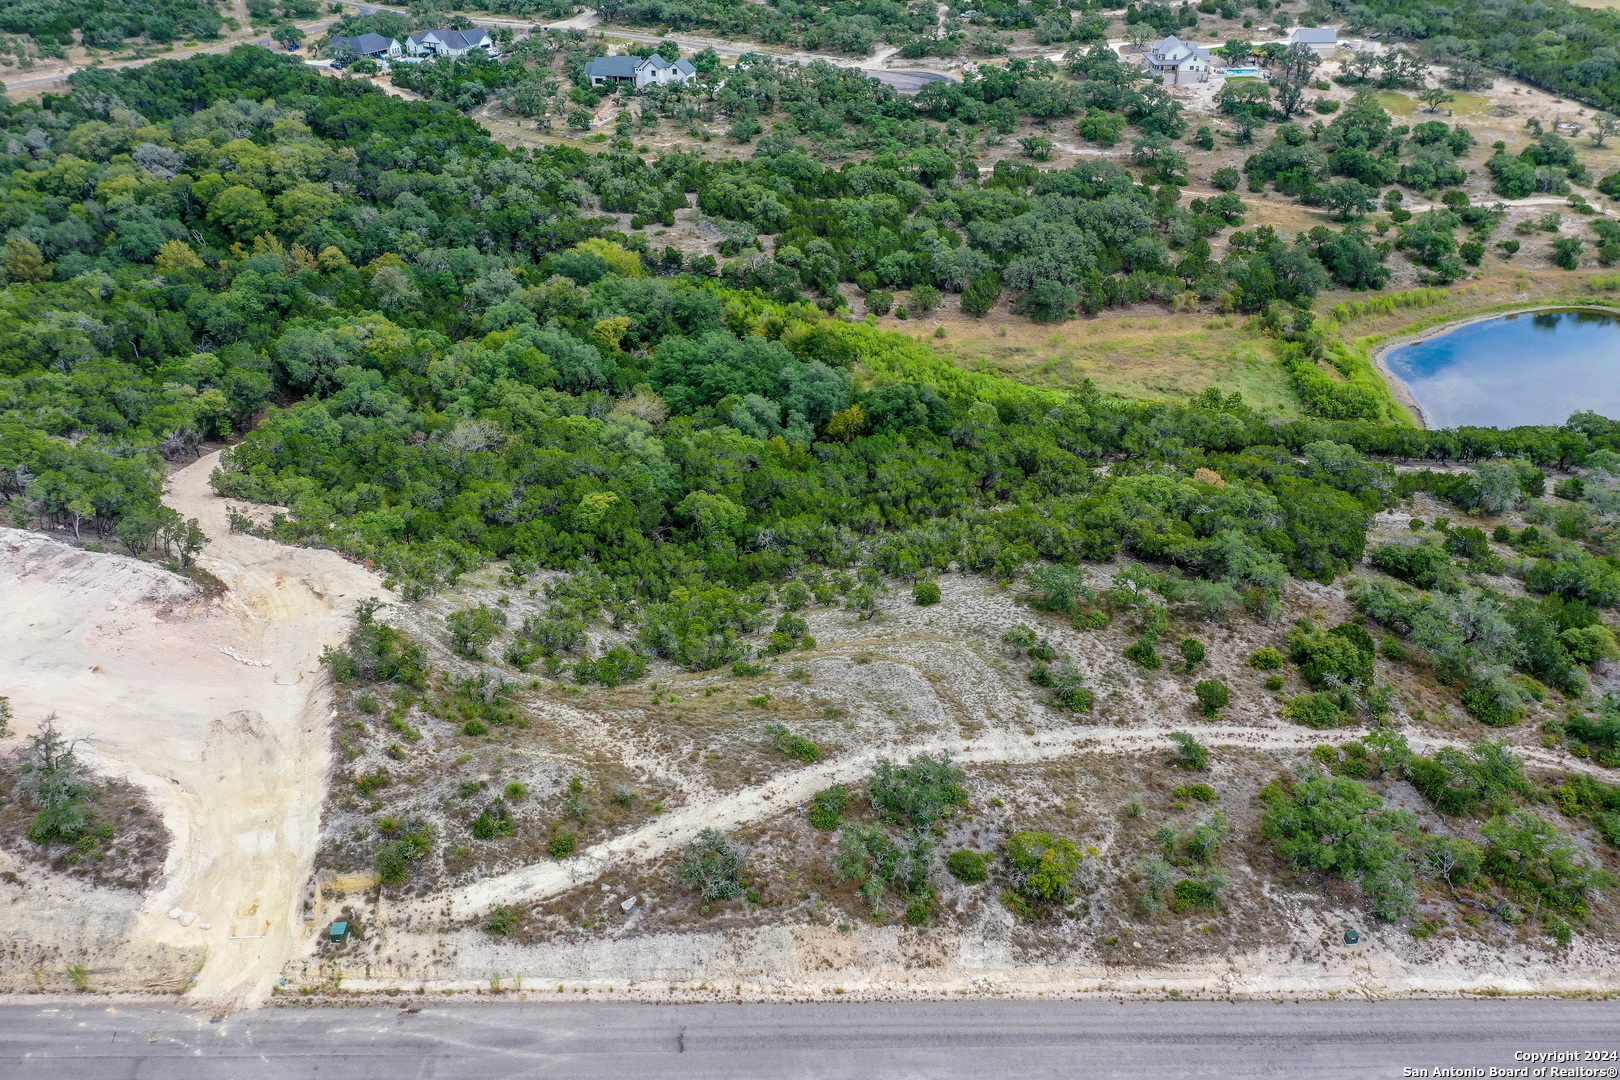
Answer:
0, 451, 386, 1010
411, 717, 1606, 921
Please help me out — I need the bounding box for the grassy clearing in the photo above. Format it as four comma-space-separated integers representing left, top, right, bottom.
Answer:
1375, 91, 1496, 120
897, 309, 1301, 414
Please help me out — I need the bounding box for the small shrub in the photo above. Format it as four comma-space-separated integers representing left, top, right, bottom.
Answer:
547, 832, 577, 859
1125, 638, 1162, 669
1265, 674, 1286, 691
1005, 830, 1084, 906
505, 781, 528, 800
1080, 609, 1110, 630
1178, 638, 1206, 669
446, 605, 506, 659
1194, 679, 1231, 718
677, 828, 746, 901
1248, 648, 1284, 670
868, 754, 968, 827
471, 800, 515, 840
905, 898, 934, 925
1002, 624, 1038, 649
766, 722, 820, 763
1170, 730, 1209, 770
809, 785, 849, 829
1174, 783, 1217, 802
485, 906, 516, 935
1282, 691, 1354, 729
732, 660, 767, 676
913, 581, 942, 606
1167, 876, 1223, 913
946, 849, 989, 883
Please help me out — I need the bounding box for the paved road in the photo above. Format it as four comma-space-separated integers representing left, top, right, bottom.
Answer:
1, 999, 1614, 1078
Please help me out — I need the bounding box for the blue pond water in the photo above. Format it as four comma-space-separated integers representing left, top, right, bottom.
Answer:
1382, 308, 1620, 429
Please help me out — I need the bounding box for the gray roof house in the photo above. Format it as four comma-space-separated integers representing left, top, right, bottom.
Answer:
1143, 35, 1211, 85
406, 28, 498, 59
584, 53, 697, 91
328, 33, 402, 59
1288, 26, 1339, 55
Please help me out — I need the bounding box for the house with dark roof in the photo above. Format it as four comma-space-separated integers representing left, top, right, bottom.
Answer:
328, 33, 402, 60
1288, 26, 1339, 55
407, 28, 498, 59
1142, 35, 1211, 84
584, 53, 697, 91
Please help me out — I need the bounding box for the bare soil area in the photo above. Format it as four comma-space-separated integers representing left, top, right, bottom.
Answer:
0, 449, 387, 1007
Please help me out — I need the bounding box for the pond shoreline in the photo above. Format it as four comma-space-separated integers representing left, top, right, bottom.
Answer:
1368, 304, 1620, 431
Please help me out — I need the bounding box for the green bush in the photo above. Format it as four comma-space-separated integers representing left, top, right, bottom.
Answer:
447, 605, 506, 659
471, 800, 515, 839
913, 581, 942, 606
1248, 648, 1284, 670
575, 646, 647, 687
1005, 830, 1084, 906
834, 824, 933, 911
547, 832, 577, 859
766, 722, 821, 763
323, 601, 428, 688
1194, 679, 1231, 718
946, 849, 989, 883
809, 785, 849, 829
1170, 730, 1209, 770
1178, 638, 1206, 669
677, 828, 746, 901
1260, 770, 1416, 921
1282, 690, 1355, 728
1174, 783, 1217, 802
1167, 877, 1223, 913
1405, 741, 1528, 816
485, 906, 516, 935
1288, 623, 1375, 689
868, 754, 967, 827
1126, 638, 1163, 669
1562, 624, 1619, 664
374, 821, 435, 887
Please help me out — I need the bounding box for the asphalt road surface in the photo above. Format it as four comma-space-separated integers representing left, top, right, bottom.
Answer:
1, 999, 1614, 1079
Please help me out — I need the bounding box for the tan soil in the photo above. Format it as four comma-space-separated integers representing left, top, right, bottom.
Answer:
0, 450, 388, 1008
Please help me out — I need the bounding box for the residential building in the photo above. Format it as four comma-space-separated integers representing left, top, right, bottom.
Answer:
406, 28, 498, 59
327, 33, 402, 60
1288, 27, 1339, 55
1142, 35, 1212, 85
583, 53, 698, 91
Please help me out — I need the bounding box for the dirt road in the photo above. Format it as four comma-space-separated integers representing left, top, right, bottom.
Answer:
0, 451, 386, 1009
411, 713, 1609, 921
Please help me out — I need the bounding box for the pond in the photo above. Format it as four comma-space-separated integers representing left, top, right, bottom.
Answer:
1381, 308, 1620, 429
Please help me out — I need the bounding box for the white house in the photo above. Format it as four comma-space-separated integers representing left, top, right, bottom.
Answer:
1143, 35, 1212, 85
583, 53, 698, 91
1288, 27, 1339, 55
328, 33, 402, 60
406, 28, 498, 59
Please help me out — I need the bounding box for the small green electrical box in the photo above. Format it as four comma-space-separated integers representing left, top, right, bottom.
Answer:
329, 921, 350, 943
1344, 930, 1361, 945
